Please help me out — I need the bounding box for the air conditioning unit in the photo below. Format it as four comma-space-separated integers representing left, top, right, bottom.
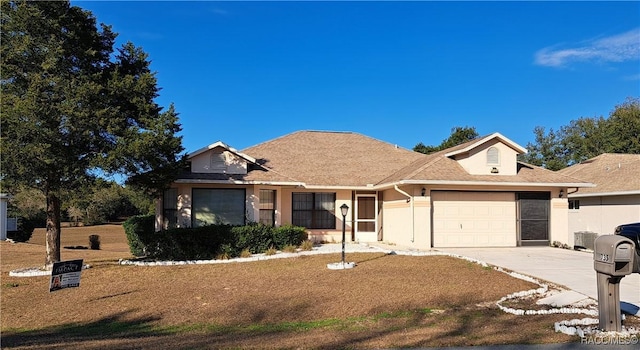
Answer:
574, 231, 598, 251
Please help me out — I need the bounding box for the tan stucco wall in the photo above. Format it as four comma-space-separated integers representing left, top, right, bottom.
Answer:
379, 185, 570, 249
550, 197, 569, 246
568, 194, 640, 237
455, 140, 519, 176
381, 186, 431, 249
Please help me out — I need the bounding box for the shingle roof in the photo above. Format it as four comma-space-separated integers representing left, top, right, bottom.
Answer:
180, 130, 592, 188
557, 153, 640, 195
379, 149, 587, 186
241, 131, 423, 187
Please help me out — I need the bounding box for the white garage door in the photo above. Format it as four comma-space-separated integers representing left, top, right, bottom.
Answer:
432, 191, 516, 247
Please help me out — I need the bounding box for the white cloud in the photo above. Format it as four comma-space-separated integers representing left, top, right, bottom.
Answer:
534, 28, 640, 68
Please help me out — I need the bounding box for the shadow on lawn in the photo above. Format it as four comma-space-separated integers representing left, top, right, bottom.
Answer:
1, 311, 165, 349
1, 304, 572, 349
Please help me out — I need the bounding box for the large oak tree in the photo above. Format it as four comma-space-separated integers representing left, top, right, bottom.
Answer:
1, 1, 185, 267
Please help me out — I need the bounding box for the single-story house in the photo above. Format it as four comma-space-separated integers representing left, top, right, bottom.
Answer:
558, 153, 640, 236
156, 130, 593, 249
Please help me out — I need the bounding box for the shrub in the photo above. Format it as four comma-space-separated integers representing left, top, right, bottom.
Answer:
6, 217, 37, 242
123, 220, 308, 260
123, 214, 155, 256
283, 245, 297, 253
240, 249, 252, 258
233, 223, 274, 254
300, 240, 314, 251
274, 224, 308, 248
89, 235, 100, 250
265, 246, 277, 256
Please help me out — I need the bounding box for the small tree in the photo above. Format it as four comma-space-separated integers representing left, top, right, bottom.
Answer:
67, 207, 84, 227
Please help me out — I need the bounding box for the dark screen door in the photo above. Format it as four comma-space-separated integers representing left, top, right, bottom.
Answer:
517, 192, 550, 246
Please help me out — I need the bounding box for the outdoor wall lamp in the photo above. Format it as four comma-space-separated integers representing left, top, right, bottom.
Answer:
421, 188, 426, 196
340, 204, 349, 264
559, 189, 564, 198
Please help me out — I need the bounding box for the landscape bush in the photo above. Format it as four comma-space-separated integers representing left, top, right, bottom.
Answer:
273, 224, 308, 248
122, 214, 155, 256
122, 218, 309, 260
233, 223, 275, 254
89, 234, 101, 250
6, 217, 37, 242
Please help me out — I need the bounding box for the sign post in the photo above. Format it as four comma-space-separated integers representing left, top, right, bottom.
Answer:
50, 259, 84, 292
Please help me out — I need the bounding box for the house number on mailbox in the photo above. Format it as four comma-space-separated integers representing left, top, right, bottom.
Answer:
599, 254, 609, 262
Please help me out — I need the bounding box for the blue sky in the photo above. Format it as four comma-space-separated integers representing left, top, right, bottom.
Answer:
74, 1, 640, 154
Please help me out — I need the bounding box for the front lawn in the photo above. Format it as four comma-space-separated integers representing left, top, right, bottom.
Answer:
0, 225, 587, 349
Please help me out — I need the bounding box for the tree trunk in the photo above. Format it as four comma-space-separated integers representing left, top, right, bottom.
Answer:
45, 191, 61, 269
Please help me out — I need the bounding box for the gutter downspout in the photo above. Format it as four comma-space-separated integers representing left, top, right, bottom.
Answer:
394, 185, 414, 243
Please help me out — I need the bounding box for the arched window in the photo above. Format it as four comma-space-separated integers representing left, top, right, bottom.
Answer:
487, 147, 500, 165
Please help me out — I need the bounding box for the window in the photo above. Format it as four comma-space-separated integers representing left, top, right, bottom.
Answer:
211, 152, 226, 170
487, 147, 500, 165
192, 188, 246, 227
163, 188, 178, 229
292, 192, 336, 229
259, 189, 276, 226
569, 200, 580, 210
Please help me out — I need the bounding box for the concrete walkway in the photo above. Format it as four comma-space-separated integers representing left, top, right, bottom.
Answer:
433, 247, 640, 306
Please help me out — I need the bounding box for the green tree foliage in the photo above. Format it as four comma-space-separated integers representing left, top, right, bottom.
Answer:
521, 97, 640, 170
1, 1, 185, 267
414, 126, 479, 154
520, 126, 568, 171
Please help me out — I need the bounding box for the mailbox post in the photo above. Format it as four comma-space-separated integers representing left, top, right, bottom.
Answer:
593, 235, 636, 332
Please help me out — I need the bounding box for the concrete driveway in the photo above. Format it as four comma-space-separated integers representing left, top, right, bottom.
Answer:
436, 247, 640, 306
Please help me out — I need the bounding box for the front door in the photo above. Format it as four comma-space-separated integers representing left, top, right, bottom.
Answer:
517, 192, 550, 246
355, 195, 377, 242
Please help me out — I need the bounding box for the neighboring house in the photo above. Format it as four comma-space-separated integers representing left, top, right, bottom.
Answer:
0, 193, 9, 240
156, 131, 592, 249
558, 153, 640, 236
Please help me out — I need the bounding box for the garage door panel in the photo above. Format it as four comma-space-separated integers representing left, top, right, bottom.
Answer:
432, 191, 516, 248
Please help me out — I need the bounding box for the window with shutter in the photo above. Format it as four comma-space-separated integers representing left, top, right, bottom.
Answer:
487, 147, 500, 165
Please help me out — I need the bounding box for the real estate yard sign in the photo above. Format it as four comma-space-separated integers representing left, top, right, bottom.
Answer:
50, 259, 83, 292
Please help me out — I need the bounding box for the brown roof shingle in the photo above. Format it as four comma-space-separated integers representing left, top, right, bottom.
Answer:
242, 131, 424, 186
181, 130, 593, 188
557, 153, 640, 195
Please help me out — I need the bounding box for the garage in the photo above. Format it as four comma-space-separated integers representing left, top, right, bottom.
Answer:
432, 191, 517, 247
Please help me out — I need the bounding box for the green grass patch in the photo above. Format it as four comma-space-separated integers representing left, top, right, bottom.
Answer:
3, 308, 436, 341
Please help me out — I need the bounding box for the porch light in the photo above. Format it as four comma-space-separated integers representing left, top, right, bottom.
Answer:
559, 189, 564, 198
340, 204, 349, 264
421, 188, 426, 196
340, 203, 349, 217
327, 204, 355, 270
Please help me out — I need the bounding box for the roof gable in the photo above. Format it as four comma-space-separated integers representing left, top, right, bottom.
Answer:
189, 141, 256, 163
378, 134, 591, 188
444, 132, 527, 158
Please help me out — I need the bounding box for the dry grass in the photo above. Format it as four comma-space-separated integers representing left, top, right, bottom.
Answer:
0, 224, 594, 349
